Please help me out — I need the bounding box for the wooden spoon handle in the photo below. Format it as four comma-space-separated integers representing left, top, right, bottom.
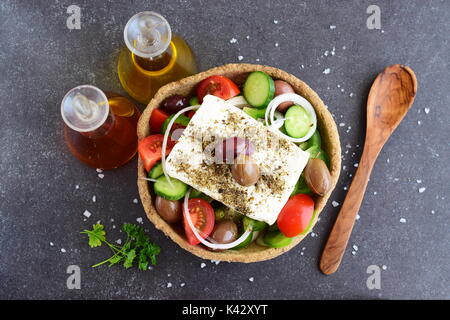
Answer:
320, 148, 378, 275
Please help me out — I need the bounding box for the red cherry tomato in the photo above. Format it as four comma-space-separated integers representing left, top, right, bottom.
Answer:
277, 194, 315, 237
183, 198, 215, 245
149, 108, 169, 133
138, 134, 175, 172
196, 75, 240, 103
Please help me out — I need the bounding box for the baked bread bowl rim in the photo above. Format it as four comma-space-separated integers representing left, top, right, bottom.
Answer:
137, 63, 341, 263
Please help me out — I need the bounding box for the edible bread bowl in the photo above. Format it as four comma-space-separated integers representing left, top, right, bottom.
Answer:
137, 64, 341, 263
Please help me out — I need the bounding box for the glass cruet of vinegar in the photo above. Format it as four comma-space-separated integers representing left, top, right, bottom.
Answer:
117, 11, 197, 104
61, 85, 141, 170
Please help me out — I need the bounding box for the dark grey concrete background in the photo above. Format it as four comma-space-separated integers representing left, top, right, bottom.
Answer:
0, 0, 449, 300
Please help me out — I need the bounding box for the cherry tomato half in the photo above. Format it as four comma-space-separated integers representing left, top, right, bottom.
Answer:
149, 108, 169, 133
277, 194, 315, 237
183, 198, 215, 245
196, 75, 240, 103
138, 134, 175, 172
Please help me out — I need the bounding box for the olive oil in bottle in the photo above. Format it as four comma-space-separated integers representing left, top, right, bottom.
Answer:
61, 85, 141, 169
117, 11, 197, 104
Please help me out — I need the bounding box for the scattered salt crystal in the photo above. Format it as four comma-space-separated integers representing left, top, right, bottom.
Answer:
75, 185, 79, 190
374, 191, 377, 195
343, 165, 347, 170
112, 225, 116, 229
256, 58, 260, 62
167, 282, 172, 288
168, 274, 171, 277
322, 68, 331, 74
329, 25, 336, 29
339, 123, 345, 127
417, 120, 421, 125
424, 108, 430, 114
302, 247, 306, 251
136, 217, 143, 224
211, 260, 220, 265
417, 180, 422, 183
431, 210, 435, 214
275, 42, 279, 47
356, 214, 360, 220
50, 242, 54, 246
180, 283, 185, 287
349, 92, 354, 97
351, 251, 356, 255
110, 218, 114, 222
148, 266, 153, 270
248, 277, 254, 282
399, 218, 406, 223
61, 248, 66, 253
300, 252, 304, 256
229, 38, 237, 44
301, 64, 305, 69
324, 50, 329, 56
353, 245, 358, 251
341, 88, 345, 92
344, 186, 348, 190
342, 45, 347, 50
382, 265, 387, 270
92, 195, 96, 203
238, 55, 244, 61
133, 198, 139, 204
332, 201, 339, 207
98, 173, 104, 179
418, 187, 426, 193
96, 168, 103, 173
200, 263, 206, 268
246, 35, 250, 40
273, 20, 278, 24
337, 84, 341, 88
354, 163, 359, 167
115, 239, 122, 245
83, 210, 91, 218
311, 232, 317, 237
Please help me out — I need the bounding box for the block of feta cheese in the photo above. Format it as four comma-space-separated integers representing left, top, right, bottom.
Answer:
165, 95, 310, 225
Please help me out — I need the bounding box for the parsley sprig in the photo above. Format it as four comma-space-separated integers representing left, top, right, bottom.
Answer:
81, 223, 160, 271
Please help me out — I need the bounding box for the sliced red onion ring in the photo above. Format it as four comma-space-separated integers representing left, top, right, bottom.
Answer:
264, 93, 317, 143
183, 189, 253, 250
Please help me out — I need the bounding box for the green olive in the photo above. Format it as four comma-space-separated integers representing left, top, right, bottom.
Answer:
231, 154, 260, 186
304, 158, 332, 196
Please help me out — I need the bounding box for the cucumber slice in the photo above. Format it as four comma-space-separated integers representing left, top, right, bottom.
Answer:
243, 216, 267, 232
305, 145, 330, 168
153, 176, 188, 200
189, 96, 199, 106
149, 162, 164, 179
231, 231, 253, 250
243, 71, 275, 108
243, 107, 267, 119
263, 230, 293, 248
284, 105, 314, 138
161, 114, 190, 134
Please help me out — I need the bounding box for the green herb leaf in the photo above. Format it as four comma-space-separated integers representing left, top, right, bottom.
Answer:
81, 223, 106, 248
123, 249, 136, 269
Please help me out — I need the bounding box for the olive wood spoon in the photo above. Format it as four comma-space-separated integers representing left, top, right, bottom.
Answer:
320, 64, 418, 275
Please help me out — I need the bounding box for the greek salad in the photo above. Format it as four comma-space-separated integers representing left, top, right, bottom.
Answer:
139, 72, 332, 251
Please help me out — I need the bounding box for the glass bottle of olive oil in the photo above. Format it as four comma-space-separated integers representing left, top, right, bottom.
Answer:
61, 85, 140, 169
118, 11, 197, 104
